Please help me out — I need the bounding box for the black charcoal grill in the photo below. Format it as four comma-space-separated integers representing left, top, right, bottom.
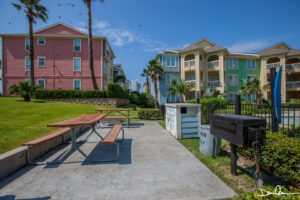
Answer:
211, 114, 266, 147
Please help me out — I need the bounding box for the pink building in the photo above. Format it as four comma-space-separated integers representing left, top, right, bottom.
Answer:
0, 23, 115, 96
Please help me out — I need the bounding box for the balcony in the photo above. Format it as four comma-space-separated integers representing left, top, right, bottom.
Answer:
208, 80, 221, 88
207, 60, 219, 70
185, 80, 196, 87
267, 62, 280, 70
286, 63, 300, 71
184, 60, 196, 71
286, 81, 300, 90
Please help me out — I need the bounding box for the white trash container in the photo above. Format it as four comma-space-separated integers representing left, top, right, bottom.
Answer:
199, 125, 221, 156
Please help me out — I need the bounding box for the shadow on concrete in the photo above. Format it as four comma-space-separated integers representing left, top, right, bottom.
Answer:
82, 138, 133, 165
0, 195, 51, 200
0, 165, 35, 191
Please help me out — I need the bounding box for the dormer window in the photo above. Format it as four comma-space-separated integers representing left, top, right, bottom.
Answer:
25, 38, 30, 51
38, 37, 46, 45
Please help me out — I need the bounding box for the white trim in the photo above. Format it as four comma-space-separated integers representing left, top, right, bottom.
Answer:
37, 56, 46, 68
37, 37, 46, 45
34, 22, 87, 35
73, 38, 81, 52
73, 57, 81, 72
73, 79, 81, 90
25, 37, 30, 51
37, 78, 46, 88
25, 56, 30, 71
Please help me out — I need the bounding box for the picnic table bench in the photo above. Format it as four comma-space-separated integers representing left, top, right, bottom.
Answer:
96, 108, 133, 127
24, 114, 124, 164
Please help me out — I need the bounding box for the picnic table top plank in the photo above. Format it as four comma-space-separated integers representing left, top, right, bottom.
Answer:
47, 114, 106, 127
96, 108, 132, 112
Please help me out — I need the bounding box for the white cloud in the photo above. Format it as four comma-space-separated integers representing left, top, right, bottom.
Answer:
77, 20, 184, 52
228, 39, 270, 53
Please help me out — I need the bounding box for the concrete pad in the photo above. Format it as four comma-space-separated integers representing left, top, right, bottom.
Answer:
0, 121, 235, 200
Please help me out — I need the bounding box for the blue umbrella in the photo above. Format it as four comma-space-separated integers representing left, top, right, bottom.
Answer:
274, 65, 282, 123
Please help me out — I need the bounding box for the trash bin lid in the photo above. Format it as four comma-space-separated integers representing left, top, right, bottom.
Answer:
200, 125, 210, 130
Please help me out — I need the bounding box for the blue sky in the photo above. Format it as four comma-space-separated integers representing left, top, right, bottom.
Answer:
1, 0, 300, 83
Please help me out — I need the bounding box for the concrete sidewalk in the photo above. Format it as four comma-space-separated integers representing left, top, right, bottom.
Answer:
0, 121, 235, 200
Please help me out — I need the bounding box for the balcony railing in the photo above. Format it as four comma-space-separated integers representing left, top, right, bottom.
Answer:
286, 81, 300, 89
184, 60, 196, 68
185, 80, 196, 87
286, 63, 300, 70
207, 60, 219, 69
208, 80, 221, 88
267, 62, 280, 69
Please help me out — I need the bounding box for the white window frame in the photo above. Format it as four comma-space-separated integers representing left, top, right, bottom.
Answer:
228, 74, 238, 86
73, 79, 81, 90
228, 59, 238, 70
73, 57, 81, 72
25, 56, 30, 71
227, 92, 239, 103
73, 39, 81, 52
37, 56, 46, 68
37, 79, 46, 88
25, 38, 30, 51
246, 75, 256, 82
246, 60, 256, 70
37, 37, 46, 45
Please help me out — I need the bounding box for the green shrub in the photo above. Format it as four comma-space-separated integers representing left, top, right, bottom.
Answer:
129, 91, 140, 105
201, 98, 227, 124
34, 89, 107, 99
139, 93, 155, 108
107, 83, 129, 99
187, 98, 197, 103
9, 81, 39, 101
239, 132, 300, 183
138, 108, 163, 120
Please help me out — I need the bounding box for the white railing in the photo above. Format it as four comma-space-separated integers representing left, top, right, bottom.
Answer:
208, 80, 221, 88
267, 62, 280, 69
185, 80, 196, 86
286, 63, 300, 70
286, 81, 300, 89
207, 60, 219, 69
184, 60, 196, 68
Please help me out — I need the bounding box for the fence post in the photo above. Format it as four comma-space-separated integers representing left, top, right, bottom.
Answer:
270, 67, 279, 132
235, 95, 241, 115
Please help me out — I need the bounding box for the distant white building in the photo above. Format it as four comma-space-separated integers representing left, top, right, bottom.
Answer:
130, 79, 141, 92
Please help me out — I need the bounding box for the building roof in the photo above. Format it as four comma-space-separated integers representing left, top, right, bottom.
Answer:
180, 38, 226, 54
34, 22, 87, 35
256, 42, 290, 56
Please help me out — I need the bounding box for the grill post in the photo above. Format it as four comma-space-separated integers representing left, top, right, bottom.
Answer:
230, 94, 241, 176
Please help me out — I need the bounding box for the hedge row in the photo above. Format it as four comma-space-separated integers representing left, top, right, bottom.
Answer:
137, 109, 163, 120
239, 132, 300, 184
34, 89, 107, 99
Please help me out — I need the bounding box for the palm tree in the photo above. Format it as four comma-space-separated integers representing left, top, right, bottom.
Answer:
82, 0, 104, 90
12, 0, 48, 87
169, 80, 192, 102
147, 59, 164, 106
141, 68, 150, 93
240, 78, 269, 104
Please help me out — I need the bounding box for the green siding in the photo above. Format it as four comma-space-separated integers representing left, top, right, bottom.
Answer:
226, 59, 260, 94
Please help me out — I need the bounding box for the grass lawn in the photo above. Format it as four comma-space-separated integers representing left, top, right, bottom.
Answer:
0, 97, 138, 154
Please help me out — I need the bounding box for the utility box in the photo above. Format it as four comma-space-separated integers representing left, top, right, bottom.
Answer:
165, 103, 201, 139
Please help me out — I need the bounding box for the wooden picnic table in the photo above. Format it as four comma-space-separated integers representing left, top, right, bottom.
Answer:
96, 108, 132, 127
46, 114, 107, 163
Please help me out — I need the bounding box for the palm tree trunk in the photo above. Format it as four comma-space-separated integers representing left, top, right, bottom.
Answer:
29, 16, 35, 87
146, 77, 149, 93
87, 1, 98, 90
154, 78, 159, 107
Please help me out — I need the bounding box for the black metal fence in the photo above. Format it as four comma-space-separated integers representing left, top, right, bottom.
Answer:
203, 103, 300, 138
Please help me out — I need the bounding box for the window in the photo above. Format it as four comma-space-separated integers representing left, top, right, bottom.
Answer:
228, 74, 238, 86
246, 75, 256, 82
37, 79, 46, 88
73, 39, 81, 52
227, 93, 238, 103
103, 61, 107, 75
37, 37, 45, 45
25, 38, 30, 51
25, 56, 30, 71
73, 79, 81, 90
246, 60, 256, 70
162, 56, 178, 68
37, 57, 46, 67
228, 59, 238, 69
73, 57, 81, 72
